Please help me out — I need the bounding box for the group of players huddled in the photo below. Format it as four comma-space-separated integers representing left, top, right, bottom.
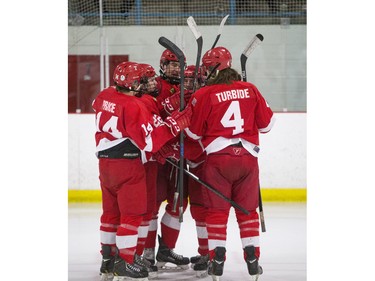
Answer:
93, 43, 275, 281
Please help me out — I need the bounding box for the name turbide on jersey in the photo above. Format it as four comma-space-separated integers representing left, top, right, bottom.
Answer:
213, 89, 250, 103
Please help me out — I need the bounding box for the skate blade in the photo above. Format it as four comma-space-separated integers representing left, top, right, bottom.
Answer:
100, 273, 114, 281
211, 275, 220, 281
250, 266, 263, 281
195, 269, 208, 278
113, 276, 149, 281
147, 271, 158, 279
156, 261, 189, 272
250, 274, 260, 281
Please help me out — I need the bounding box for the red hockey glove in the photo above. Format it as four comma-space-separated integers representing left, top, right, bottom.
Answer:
164, 105, 192, 136
161, 92, 181, 114
153, 142, 180, 164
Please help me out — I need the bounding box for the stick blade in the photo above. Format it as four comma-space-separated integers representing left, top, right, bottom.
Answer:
211, 14, 229, 49
242, 33, 264, 57
158, 36, 185, 63
256, 33, 264, 41
187, 16, 202, 40
240, 34, 264, 82
218, 14, 229, 34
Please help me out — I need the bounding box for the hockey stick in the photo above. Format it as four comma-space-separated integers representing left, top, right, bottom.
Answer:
187, 16, 203, 93
158, 36, 186, 222
240, 34, 267, 231
197, 15, 229, 83
240, 33, 264, 82
211, 14, 229, 49
165, 159, 250, 215
258, 182, 266, 233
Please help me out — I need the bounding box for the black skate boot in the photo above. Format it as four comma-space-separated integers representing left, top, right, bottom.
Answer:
143, 248, 155, 266
100, 245, 115, 281
244, 245, 263, 281
208, 247, 226, 281
155, 235, 190, 271
134, 254, 158, 279
190, 255, 202, 264
113, 256, 149, 281
192, 254, 209, 278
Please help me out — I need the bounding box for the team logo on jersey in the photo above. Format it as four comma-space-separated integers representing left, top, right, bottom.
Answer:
192, 97, 197, 106
171, 142, 179, 151
233, 147, 242, 155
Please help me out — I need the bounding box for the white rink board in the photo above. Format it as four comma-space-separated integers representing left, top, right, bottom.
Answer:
68, 113, 306, 190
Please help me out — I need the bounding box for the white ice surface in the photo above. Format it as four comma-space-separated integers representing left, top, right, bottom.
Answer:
68, 202, 306, 281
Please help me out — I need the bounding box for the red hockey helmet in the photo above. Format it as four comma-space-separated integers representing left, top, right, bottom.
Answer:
160, 49, 186, 68
185, 65, 204, 81
138, 63, 156, 79
137, 63, 158, 95
184, 64, 204, 78
138, 63, 156, 86
184, 65, 205, 91
201, 47, 232, 71
184, 65, 196, 78
113, 61, 143, 89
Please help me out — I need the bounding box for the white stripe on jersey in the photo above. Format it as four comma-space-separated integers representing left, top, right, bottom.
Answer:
259, 115, 276, 133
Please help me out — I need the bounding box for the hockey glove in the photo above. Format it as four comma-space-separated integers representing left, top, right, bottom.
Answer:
161, 92, 181, 114
164, 105, 192, 136
153, 142, 180, 164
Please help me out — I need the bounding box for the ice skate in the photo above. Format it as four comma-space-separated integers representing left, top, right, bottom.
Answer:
190, 254, 202, 264
155, 235, 190, 271
208, 247, 226, 281
244, 245, 263, 281
208, 247, 226, 277
192, 254, 209, 278
143, 248, 155, 266
134, 254, 158, 279
100, 245, 115, 281
113, 256, 149, 281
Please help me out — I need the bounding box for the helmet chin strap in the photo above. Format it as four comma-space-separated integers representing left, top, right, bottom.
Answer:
142, 90, 159, 97
134, 83, 159, 97
131, 85, 143, 97
159, 69, 180, 85
205, 63, 221, 81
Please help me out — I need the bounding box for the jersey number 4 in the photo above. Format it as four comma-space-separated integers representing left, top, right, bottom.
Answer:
220, 101, 244, 134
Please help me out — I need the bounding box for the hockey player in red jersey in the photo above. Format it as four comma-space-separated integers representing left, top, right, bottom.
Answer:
134, 62, 183, 279
93, 61, 191, 281
185, 47, 275, 280
179, 65, 210, 276
129, 62, 173, 279
143, 49, 192, 271
155, 49, 184, 116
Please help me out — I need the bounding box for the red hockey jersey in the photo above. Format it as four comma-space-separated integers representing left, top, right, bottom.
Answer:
155, 76, 180, 117
92, 86, 176, 162
185, 81, 275, 157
